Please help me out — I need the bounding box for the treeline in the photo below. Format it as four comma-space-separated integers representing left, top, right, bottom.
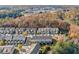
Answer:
1, 8, 78, 29
0, 12, 70, 32
0, 10, 23, 18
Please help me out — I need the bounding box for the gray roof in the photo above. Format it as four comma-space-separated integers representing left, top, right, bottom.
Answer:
32, 36, 52, 39
0, 34, 25, 41
30, 36, 52, 42
0, 45, 14, 54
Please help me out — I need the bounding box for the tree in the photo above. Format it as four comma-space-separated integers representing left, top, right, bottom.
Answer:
39, 45, 50, 54
0, 40, 6, 46
17, 43, 23, 49
69, 33, 78, 39
13, 49, 19, 54
22, 31, 28, 37
51, 41, 79, 54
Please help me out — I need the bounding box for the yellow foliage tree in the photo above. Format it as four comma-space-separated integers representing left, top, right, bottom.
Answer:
0, 40, 5, 46
69, 33, 78, 39
22, 31, 28, 37
17, 43, 23, 49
